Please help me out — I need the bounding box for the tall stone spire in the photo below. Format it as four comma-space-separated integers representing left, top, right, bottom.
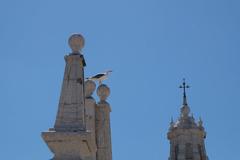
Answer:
42, 34, 113, 160
54, 34, 87, 131
167, 80, 209, 160
42, 34, 97, 160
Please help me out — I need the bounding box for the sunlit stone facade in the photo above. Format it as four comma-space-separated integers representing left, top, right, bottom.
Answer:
167, 80, 208, 160
42, 34, 112, 160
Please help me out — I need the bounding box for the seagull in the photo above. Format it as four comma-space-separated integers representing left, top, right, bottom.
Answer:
87, 70, 112, 84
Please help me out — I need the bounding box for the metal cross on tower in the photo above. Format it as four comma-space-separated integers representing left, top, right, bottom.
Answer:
179, 78, 190, 105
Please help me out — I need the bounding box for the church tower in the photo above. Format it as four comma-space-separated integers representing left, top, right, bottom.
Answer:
167, 79, 208, 160
42, 34, 112, 160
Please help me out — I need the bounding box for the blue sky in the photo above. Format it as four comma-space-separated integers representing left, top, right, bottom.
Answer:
0, 0, 240, 159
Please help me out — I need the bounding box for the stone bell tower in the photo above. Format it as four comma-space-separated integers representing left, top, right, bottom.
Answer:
167, 79, 208, 160
42, 34, 112, 160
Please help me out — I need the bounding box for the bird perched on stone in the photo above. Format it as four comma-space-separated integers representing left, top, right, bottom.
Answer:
86, 70, 112, 84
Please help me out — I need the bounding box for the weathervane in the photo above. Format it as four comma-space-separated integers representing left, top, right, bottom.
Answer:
179, 78, 190, 105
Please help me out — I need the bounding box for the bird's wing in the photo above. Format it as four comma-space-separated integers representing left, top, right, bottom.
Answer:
91, 73, 105, 79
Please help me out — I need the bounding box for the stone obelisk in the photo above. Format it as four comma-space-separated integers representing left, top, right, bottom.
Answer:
54, 34, 86, 131
42, 34, 96, 160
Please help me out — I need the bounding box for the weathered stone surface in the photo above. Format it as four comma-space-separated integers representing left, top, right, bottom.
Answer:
97, 84, 110, 101
95, 84, 112, 160
42, 34, 112, 160
68, 34, 85, 54
85, 80, 96, 98
85, 86, 97, 160
168, 80, 208, 160
54, 54, 86, 131
42, 131, 95, 160
168, 103, 208, 160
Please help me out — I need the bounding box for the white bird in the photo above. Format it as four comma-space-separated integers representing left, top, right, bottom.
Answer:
87, 70, 112, 84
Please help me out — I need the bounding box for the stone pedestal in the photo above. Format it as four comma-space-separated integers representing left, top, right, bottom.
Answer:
42, 131, 95, 160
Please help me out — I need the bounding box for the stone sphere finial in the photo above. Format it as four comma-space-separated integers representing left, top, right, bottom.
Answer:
85, 80, 96, 97
97, 84, 110, 101
68, 33, 85, 53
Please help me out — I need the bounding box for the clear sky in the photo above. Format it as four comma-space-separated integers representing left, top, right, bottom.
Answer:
0, 0, 240, 159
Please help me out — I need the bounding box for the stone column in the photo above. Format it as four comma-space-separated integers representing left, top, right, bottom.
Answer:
95, 84, 112, 160
85, 80, 97, 160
